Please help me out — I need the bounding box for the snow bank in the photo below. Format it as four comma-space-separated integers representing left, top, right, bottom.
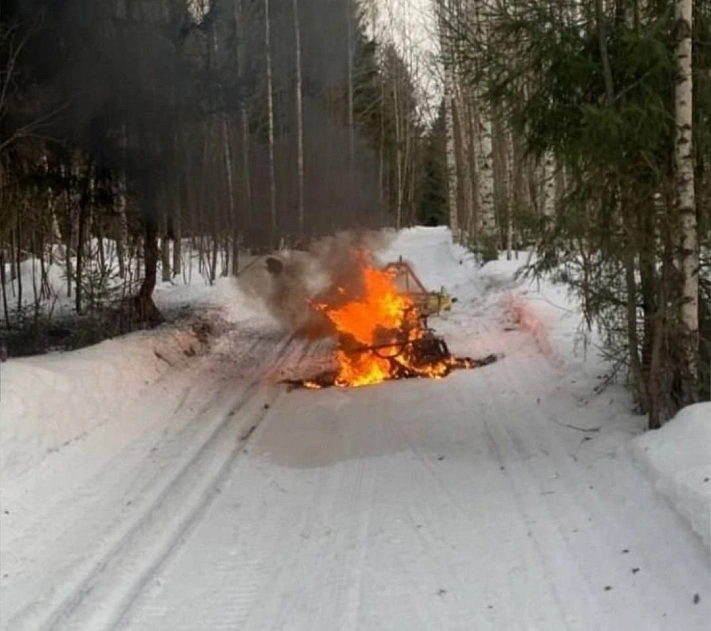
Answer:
631, 403, 711, 548
0, 327, 208, 482
0, 262, 275, 482
476, 252, 711, 550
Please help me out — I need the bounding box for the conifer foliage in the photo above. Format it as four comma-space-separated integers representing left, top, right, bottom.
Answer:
438, 0, 710, 426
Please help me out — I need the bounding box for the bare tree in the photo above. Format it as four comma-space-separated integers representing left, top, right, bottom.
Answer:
234, 0, 252, 247
293, 0, 305, 237
264, 0, 277, 245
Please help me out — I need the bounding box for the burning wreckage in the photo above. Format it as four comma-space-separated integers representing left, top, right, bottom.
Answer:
264, 249, 498, 389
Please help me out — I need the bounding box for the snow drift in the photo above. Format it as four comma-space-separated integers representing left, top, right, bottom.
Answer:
0, 326, 208, 481
631, 402, 711, 548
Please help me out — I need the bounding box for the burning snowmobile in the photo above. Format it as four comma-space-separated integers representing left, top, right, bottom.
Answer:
266, 251, 496, 389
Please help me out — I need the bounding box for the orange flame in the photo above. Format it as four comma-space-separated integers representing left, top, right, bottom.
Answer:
310, 251, 458, 388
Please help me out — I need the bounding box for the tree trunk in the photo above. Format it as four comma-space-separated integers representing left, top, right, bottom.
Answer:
504, 129, 514, 260
623, 203, 646, 410
452, 87, 474, 244
472, 1, 496, 254
674, 0, 698, 404
116, 174, 129, 279
173, 201, 182, 278
117, 123, 129, 280
264, 0, 277, 245
0, 249, 10, 328
595, 0, 615, 100
346, 3, 355, 162
639, 196, 657, 413
134, 217, 163, 326
392, 69, 404, 229
379, 71, 386, 210
443, 73, 460, 241
210, 232, 218, 284
293, 0, 305, 237
75, 174, 89, 315
541, 151, 556, 219
63, 164, 73, 298
475, 103, 496, 250
161, 207, 171, 282
221, 113, 237, 273
13, 214, 22, 313
234, 0, 252, 244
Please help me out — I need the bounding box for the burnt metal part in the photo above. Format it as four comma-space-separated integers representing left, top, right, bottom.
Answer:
282, 352, 499, 390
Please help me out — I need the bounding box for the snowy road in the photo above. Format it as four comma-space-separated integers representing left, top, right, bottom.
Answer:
2, 229, 709, 630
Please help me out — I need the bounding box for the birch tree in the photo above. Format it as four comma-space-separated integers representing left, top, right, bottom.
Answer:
541, 151, 556, 219
675, 0, 698, 403
443, 75, 460, 241
437, 0, 710, 426
472, 1, 496, 256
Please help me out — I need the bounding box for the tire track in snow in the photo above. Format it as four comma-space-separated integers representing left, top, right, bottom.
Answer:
10, 334, 301, 631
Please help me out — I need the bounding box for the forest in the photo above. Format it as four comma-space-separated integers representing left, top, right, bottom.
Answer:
436, 0, 710, 427
0, 0, 442, 324
1, 0, 710, 428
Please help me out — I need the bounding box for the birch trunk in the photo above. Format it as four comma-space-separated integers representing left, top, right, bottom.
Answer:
443, 73, 459, 241
465, 97, 480, 241
674, 0, 698, 402
473, 3, 496, 252
541, 151, 556, 219
476, 105, 496, 246
392, 70, 404, 229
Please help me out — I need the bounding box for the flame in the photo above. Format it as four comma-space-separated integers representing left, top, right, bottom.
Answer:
309, 251, 457, 388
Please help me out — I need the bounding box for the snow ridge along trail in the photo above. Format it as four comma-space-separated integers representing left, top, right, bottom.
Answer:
2, 227, 709, 631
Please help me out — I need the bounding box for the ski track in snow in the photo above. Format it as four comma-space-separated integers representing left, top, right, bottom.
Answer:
2, 228, 709, 631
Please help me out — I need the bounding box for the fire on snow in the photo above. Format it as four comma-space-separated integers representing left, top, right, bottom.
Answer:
289, 251, 495, 389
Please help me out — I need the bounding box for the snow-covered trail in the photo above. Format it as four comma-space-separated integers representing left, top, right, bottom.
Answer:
2, 229, 709, 630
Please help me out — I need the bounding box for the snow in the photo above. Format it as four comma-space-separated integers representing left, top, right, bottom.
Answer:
1, 226, 709, 631
0, 273, 264, 482
1, 240, 262, 320
631, 403, 711, 548
1, 329, 201, 480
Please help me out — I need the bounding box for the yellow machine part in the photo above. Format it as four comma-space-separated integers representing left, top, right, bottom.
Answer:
413, 291, 453, 316
384, 259, 454, 316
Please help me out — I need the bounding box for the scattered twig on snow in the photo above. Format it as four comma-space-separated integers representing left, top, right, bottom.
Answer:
549, 416, 601, 433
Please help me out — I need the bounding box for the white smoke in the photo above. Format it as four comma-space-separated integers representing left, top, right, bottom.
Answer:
237, 230, 393, 338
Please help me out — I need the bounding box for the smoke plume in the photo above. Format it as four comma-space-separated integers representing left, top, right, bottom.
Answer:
237, 230, 394, 339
